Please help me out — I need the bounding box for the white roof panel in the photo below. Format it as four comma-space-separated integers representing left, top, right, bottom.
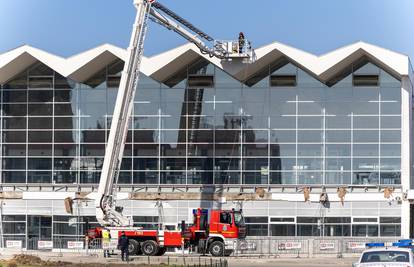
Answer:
0, 41, 411, 86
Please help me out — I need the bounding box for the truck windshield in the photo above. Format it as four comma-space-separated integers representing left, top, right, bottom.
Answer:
361, 251, 409, 263
234, 212, 245, 226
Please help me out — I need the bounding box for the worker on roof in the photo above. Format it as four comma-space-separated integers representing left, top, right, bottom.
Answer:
102, 228, 111, 258
238, 32, 245, 54
118, 231, 129, 262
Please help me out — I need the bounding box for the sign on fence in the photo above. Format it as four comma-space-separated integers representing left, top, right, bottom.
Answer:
319, 242, 335, 250
278, 241, 302, 250
67, 241, 84, 249
238, 241, 257, 251
38, 240, 53, 249
348, 242, 366, 249
102, 239, 118, 250
6, 240, 22, 249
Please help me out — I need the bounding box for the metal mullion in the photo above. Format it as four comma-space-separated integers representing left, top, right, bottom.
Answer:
77, 84, 81, 184
350, 112, 354, 185
131, 102, 134, 185
158, 108, 161, 185
185, 101, 188, 185
378, 90, 381, 185
0, 83, 3, 184
51, 71, 55, 184
212, 87, 216, 185
268, 116, 270, 185
240, 108, 243, 185
26, 70, 29, 184
295, 95, 298, 185
322, 106, 326, 185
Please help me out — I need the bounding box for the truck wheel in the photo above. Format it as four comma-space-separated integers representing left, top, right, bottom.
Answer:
209, 241, 224, 257
141, 240, 159, 256
128, 239, 139, 255
156, 247, 166, 256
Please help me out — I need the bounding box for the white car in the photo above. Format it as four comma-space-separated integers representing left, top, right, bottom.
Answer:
353, 247, 414, 267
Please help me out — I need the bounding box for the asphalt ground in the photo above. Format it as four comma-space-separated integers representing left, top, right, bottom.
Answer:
0, 251, 359, 266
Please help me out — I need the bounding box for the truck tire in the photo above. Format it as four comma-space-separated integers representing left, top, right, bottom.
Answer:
209, 241, 224, 257
156, 247, 166, 256
141, 240, 159, 256
128, 239, 139, 255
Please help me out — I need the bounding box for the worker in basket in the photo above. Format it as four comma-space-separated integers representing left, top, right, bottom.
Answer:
238, 32, 245, 54
118, 231, 129, 262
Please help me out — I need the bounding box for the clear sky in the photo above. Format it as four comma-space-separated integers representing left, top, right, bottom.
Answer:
0, 0, 413, 62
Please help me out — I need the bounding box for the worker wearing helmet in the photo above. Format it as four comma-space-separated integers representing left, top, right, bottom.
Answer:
102, 228, 111, 258
238, 32, 245, 54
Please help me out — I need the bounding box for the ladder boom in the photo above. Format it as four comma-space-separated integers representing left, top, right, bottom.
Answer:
96, 0, 152, 226
95, 0, 254, 227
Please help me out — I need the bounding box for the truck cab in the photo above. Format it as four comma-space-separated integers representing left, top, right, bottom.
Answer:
185, 208, 246, 256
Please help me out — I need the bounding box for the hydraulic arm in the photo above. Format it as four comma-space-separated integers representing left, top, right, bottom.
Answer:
95, 0, 254, 226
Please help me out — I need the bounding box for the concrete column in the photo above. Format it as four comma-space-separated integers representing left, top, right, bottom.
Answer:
400, 76, 412, 238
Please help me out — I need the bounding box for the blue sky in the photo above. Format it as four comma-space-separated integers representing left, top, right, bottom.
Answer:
0, 0, 413, 62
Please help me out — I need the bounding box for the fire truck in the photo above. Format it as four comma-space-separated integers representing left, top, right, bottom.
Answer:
88, 208, 246, 256
87, 0, 253, 257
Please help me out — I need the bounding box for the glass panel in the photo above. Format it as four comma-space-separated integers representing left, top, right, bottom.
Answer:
270, 144, 295, 157
325, 172, 351, 184
3, 117, 27, 129
297, 144, 322, 157
353, 144, 379, 157
270, 158, 296, 171
270, 224, 295, 236
270, 130, 296, 143
326, 144, 351, 157
354, 117, 379, 129
354, 130, 379, 143
297, 130, 322, 143
381, 130, 400, 142
270, 171, 295, 184
3, 171, 26, 183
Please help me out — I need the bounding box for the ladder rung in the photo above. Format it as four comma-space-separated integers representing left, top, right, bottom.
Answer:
152, 2, 213, 41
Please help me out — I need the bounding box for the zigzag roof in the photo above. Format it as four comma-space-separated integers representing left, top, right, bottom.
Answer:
0, 41, 411, 86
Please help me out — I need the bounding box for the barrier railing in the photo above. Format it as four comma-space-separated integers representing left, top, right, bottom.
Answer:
1, 236, 402, 259
232, 237, 399, 258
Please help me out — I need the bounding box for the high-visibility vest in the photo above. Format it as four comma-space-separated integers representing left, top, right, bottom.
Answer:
102, 230, 110, 239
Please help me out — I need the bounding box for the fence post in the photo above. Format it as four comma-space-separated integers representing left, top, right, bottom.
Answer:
337, 239, 343, 258
309, 239, 314, 258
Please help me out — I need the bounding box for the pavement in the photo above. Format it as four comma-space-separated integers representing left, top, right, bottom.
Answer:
228, 257, 358, 267
0, 250, 359, 266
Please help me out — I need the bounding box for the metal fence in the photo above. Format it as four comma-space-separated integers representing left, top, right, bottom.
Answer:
1, 236, 400, 258
233, 237, 399, 257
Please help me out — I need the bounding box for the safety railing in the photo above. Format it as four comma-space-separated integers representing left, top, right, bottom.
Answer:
232, 237, 400, 258
0, 236, 402, 259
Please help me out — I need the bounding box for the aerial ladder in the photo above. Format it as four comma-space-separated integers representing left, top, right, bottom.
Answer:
95, 0, 255, 227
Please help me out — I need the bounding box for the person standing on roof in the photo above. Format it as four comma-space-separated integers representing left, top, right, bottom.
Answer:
118, 231, 129, 262
238, 32, 245, 54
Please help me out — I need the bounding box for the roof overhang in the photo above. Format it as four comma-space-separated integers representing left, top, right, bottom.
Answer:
0, 41, 412, 87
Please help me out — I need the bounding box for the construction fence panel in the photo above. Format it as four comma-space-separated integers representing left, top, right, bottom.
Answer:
312, 239, 341, 255
0, 235, 403, 259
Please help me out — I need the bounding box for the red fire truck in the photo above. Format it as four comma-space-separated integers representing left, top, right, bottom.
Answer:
88, 208, 246, 256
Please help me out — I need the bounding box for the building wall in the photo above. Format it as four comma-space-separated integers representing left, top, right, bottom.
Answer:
0, 60, 402, 186
0, 57, 408, 242
0, 199, 402, 246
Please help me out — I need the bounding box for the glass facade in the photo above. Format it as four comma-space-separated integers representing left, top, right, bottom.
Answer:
0, 60, 402, 186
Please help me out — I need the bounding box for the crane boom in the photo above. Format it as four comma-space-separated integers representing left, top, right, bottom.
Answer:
95, 0, 254, 226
